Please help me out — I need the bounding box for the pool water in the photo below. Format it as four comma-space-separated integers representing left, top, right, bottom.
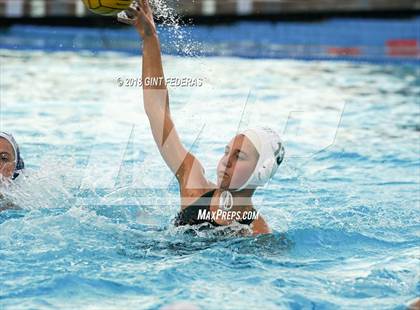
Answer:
0, 49, 419, 309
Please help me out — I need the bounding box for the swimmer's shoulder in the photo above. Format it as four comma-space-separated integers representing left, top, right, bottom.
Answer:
251, 214, 272, 235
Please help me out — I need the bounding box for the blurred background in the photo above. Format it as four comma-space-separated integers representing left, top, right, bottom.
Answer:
0, 0, 419, 18
0, 0, 419, 62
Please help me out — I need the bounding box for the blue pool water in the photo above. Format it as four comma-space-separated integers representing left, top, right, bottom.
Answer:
0, 30, 419, 309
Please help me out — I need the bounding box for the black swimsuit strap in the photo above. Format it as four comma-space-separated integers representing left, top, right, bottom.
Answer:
174, 189, 219, 227
201, 189, 217, 197
174, 189, 257, 227
192, 190, 258, 226
237, 207, 258, 225
190, 189, 217, 207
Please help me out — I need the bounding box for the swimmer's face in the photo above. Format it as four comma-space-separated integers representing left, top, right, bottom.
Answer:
0, 138, 16, 179
217, 134, 259, 190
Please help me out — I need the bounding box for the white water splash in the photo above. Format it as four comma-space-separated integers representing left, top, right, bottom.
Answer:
150, 0, 203, 57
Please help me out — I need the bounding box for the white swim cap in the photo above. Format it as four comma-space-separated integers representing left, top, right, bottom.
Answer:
235, 127, 285, 191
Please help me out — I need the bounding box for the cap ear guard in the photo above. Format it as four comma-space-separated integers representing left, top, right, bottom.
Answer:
257, 158, 276, 184
274, 142, 285, 166
13, 148, 25, 180
256, 140, 285, 184
16, 157, 25, 171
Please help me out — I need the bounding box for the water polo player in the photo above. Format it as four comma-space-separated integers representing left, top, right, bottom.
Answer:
126, 0, 285, 235
0, 132, 24, 182
0, 132, 24, 210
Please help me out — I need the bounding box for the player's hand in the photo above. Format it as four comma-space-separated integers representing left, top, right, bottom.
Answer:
132, 0, 157, 39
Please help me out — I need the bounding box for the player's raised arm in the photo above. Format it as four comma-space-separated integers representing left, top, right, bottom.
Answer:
131, 0, 209, 191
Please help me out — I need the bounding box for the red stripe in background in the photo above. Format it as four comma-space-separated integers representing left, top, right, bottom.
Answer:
386, 39, 419, 57
327, 47, 361, 56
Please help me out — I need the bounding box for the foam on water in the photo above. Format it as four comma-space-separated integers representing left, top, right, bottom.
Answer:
149, 0, 202, 57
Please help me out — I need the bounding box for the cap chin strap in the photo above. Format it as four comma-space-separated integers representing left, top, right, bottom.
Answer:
218, 162, 284, 210
222, 157, 272, 193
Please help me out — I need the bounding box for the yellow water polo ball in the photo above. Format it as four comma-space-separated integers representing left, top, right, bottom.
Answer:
82, 0, 133, 16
